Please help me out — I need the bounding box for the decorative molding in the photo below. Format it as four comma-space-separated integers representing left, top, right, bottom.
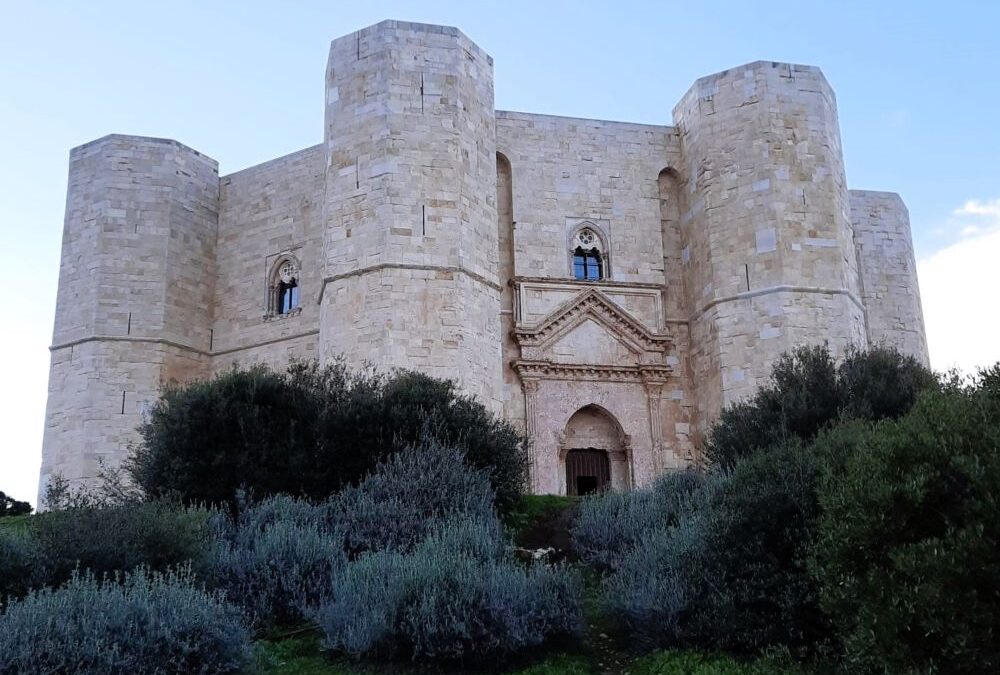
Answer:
50, 330, 321, 358
513, 359, 672, 383
318, 262, 501, 304
515, 288, 673, 354
692, 284, 865, 321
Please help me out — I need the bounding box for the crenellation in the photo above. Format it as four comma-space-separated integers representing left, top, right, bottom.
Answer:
38, 21, 928, 504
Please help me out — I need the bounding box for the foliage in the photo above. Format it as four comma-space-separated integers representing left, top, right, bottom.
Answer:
810, 366, 1000, 674
503, 494, 577, 539
572, 470, 703, 569
705, 344, 935, 468
208, 494, 346, 630
128, 361, 527, 510
630, 649, 810, 674
31, 498, 214, 590
0, 566, 252, 675
312, 518, 582, 663
0, 491, 31, 518
0, 527, 40, 607
327, 439, 496, 557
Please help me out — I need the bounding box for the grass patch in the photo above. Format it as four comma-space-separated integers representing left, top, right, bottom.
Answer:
631, 650, 815, 675
504, 494, 578, 551
0, 514, 33, 532
255, 634, 598, 674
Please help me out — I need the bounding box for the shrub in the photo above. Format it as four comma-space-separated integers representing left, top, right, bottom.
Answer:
0, 491, 31, 518
31, 498, 213, 589
811, 367, 1000, 674
313, 519, 581, 663
676, 442, 834, 654
0, 567, 252, 675
128, 364, 322, 506
838, 343, 938, 421
572, 470, 704, 569
128, 361, 528, 511
0, 527, 39, 607
705, 345, 935, 468
328, 438, 496, 556
208, 494, 346, 630
605, 429, 868, 654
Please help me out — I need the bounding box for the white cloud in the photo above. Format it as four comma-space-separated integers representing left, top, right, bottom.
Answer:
955, 198, 1000, 218
918, 200, 1000, 375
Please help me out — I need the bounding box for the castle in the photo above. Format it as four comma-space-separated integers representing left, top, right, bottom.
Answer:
39, 20, 928, 503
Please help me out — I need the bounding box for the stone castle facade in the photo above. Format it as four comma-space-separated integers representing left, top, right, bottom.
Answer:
39, 20, 928, 503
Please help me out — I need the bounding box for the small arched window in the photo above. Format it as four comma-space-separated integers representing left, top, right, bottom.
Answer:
571, 228, 605, 281
267, 256, 301, 318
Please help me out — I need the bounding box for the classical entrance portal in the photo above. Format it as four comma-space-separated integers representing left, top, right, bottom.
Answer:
565, 448, 611, 495
560, 405, 631, 495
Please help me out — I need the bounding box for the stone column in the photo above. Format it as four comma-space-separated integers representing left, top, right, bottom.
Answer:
522, 378, 540, 491
645, 380, 664, 474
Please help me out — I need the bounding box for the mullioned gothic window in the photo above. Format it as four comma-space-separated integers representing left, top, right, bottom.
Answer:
570, 227, 606, 281
266, 256, 302, 319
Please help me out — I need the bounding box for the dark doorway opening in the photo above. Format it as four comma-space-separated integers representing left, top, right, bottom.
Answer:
566, 448, 610, 496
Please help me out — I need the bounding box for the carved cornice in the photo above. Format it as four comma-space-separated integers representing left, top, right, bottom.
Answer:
514, 359, 672, 383
514, 288, 673, 354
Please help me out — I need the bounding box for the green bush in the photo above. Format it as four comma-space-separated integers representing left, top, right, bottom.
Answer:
312, 518, 581, 663
328, 439, 496, 557
0, 567, 252, 675
128, 361, 527, 511
572, 470, 703, 569
605, 426, 871, 655
0, 491, 31, 518
811, 367, 1000, 673
705, 345, 935, 468
0, 527, 39, 607
208, 494, 346, 630
31, 498, 213, 590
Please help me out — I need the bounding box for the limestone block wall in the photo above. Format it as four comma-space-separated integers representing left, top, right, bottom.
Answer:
495, 112, 681, 288
320, 20, 502, 409
40, 135, 218, 503
211, 145, 325, 370
673, 62, 868, 419
850, 190, 929, 365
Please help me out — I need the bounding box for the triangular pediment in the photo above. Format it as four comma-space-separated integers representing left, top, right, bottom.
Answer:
546, 317, 640, 366
514, 289, 672, 355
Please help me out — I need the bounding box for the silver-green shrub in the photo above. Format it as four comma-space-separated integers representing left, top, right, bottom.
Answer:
605, 512, 715, 649
312, 517, 581, 663
0, 566, 251, 675
572, 470, 704, 569
327, 438, 496, 556
208, 494, 346, 630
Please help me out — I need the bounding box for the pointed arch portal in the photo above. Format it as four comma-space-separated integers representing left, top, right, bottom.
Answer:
560, 404, 631, 495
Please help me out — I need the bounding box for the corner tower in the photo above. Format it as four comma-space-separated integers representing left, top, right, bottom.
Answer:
673, 62, 867, 416
39, 135, 218, 504
319, 21, 502, 409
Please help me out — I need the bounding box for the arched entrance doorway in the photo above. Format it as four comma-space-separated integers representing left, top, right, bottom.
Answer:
560, 405, 630, 495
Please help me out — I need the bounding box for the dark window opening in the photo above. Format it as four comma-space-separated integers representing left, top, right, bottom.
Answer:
573, 247, 603, 281
566, 448, 610, 496
277, 279, 299, 314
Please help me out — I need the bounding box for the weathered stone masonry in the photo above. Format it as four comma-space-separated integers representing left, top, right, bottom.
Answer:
39, 20, 928, 503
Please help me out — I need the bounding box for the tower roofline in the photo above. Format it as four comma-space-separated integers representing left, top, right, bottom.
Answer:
335, 19, 493, 65
70, 133, 217, 165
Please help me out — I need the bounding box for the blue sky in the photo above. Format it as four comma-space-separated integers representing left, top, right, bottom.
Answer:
2, 1, 998, 505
